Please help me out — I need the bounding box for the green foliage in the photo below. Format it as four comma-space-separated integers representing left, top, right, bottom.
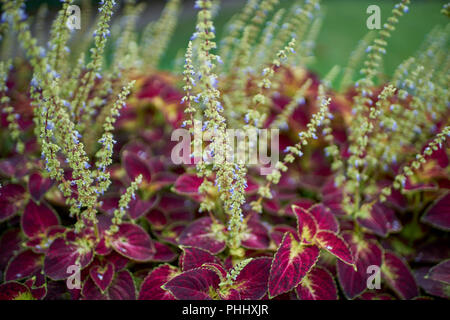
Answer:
0, 0, 165, 233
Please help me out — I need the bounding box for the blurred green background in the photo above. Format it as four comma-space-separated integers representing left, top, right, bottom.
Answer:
160, 0, 448, 81
12, 0, 450, 86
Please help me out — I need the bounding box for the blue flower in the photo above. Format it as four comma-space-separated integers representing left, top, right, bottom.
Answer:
391, 121, 397, 131
210, 76, 218, 88
297, 97, 305, 105
39, 47, 46, 58
31, 77, 39, 87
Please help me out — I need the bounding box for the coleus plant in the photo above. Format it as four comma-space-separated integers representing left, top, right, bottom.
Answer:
0, 0, 449, 301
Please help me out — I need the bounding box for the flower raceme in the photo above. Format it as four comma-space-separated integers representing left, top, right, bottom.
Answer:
171, 120, 280, 175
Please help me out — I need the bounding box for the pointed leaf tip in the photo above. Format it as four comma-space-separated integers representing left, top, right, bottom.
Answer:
268, 233, 319, 298
315, 230, 354, 266
292, 205, 318, 243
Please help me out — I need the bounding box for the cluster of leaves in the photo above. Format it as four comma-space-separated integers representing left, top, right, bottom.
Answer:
0, 0, 449, 300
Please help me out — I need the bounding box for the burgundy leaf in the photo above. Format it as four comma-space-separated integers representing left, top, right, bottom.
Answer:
163, 268, 221, 300
145, 208, 168, 229
296, 266, 338, 300
241, 220, 270, 250
5, 250, 43, 281
178, 217, 226, 254
110, 223, 155, 261
21, 201, 59, 238
152, 172, 178, 190
0, 157, 28, 178
315, 230, 354, 266
167, 209, 194, 222
139, 264, 178, 300
284, 199, 314, 216
0, 184, 26, 221
122, 152, 152, 184
95, 237, 112, 256
149, 241, 177, 262
81, 277, 108, 300
429, 143, 449, 168
108, 270, 136, 300
128, 194, 157, 219
404, 178, 437, 191
200, 262, 228, 279
173, 173, 203, 196
25, 225, 66, 253
0, 229, 22, 270
89, 262, 115, 292
337, 235, 382, 299
158, 193, 186, 212
414, 239, 450, 263
220, 289, 241, 300
105, 251, 129, 271
321, 179, 346, 216
268, 233, 319, 298
44, 280, 71, 300
263, 199, 281, 215
421, 193, 450, 231
269, 225, 298, 247
180, 246, 222, 271
121, 141, 152, 158
385, 187, 407, 210
293, 205, 318, 243
415, 267, 450, 299
309, 204, 339, 233
381, 251, 419, 299
24, 277, 47, 300
44, 237, 94, 280
0, 282, 33, 300
28, 172, 54, 202
357, 202, 401, 237
428, 259, 450, 284
99, 197, 119, 215
234, 257, 272, 300
154, 222, 185, 245
245, 177, 259, 194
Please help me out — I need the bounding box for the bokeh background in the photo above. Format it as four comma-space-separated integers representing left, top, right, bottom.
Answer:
9, 0, 449, 88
